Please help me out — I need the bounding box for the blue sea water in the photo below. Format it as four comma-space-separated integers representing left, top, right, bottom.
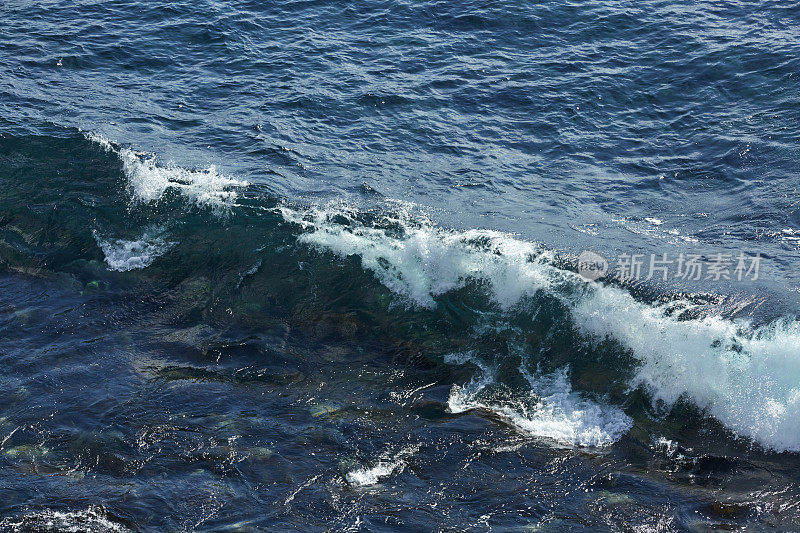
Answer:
1, 1, 800, 530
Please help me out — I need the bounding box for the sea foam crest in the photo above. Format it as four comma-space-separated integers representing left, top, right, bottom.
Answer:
85, 132, 247, 207
281, 203, 800, 452
574, 286, 800, 453
280, 203, 553, 309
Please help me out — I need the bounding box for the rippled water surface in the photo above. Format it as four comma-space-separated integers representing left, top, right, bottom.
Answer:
2, 1, 800, 531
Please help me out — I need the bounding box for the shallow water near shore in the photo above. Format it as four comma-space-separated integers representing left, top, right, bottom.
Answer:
2, 1, 800, 531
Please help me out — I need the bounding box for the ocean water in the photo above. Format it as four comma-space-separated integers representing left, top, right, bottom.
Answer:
2, 0, 800, 530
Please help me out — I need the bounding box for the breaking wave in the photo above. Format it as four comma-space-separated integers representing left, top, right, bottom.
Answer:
281, 203, 800, 452
70, 136, 800, 453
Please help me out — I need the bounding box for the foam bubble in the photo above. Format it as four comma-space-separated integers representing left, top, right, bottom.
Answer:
280, 203, 800, 452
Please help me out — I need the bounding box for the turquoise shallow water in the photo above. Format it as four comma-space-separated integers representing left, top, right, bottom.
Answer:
2, 1, 800, 531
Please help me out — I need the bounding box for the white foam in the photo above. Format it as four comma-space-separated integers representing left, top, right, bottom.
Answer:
280, 203, 800, 452
0, 506, 129, 532
85, 132, 247, 208
445, 353, 632, 447
94, 227, 175, 271
345, 445, 418, 486
280, 204, 552, 309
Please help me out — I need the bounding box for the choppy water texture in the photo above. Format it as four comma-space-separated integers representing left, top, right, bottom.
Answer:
1, 1, 800, 531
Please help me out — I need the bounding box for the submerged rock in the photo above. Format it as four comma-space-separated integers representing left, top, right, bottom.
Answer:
4, 444, 50, 460
309, 402, 344, 419
702, 500, 750, 520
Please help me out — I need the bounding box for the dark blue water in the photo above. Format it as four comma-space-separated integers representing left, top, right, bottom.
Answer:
2, 1, 800, 531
